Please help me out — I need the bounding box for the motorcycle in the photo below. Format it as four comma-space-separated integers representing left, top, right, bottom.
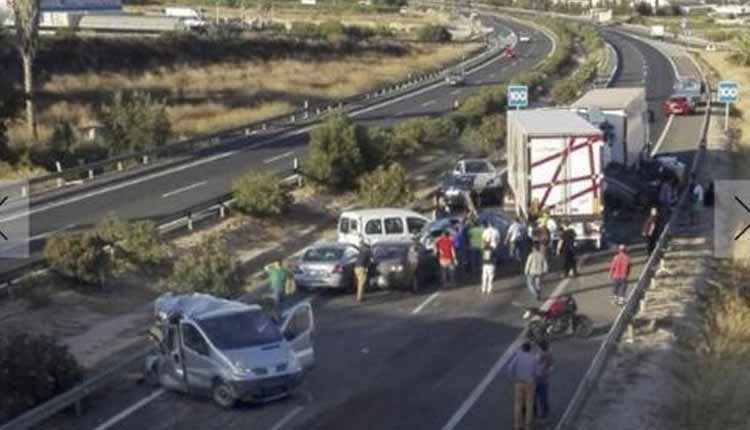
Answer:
523, 295, 594, 343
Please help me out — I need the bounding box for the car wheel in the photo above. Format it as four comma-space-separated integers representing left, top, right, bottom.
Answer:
574, 315, 594, 338
212, 381, 237, 409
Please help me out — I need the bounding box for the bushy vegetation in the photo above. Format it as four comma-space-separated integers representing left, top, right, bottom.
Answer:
459, 114, 506, 157
356, 163, 413, 207
727, 33, 750, 67
95, 216, 169, 270
232, 171, 292, 217
303, 112, 368, 190
416, 24, 452, 43
0, 331, 84, 424
44, 232, 111, 286
168, 235, 237, 297
97, 91, 171, 155
388, 116, 458, 158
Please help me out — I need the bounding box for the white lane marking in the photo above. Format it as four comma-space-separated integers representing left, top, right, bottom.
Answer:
28, 223, 77, 242
268, 406, 305, 430
441, 254, 592, 430
161, 181, 207, 198
451, 89, 462, 96
651, 114, 675, 156
94, 389, 166, 430
412, 291, 441, 314
422, 100, 437, 107
263, 150, 295, 165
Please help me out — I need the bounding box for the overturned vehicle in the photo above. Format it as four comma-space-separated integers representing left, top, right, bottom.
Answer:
144, 293, 315, 408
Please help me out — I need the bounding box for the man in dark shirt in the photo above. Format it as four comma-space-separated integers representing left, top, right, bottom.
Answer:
556, 225, 578, 277
354, 243, 372, 302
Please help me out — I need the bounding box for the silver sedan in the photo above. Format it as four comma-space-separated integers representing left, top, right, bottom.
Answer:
292, 242, 360, 291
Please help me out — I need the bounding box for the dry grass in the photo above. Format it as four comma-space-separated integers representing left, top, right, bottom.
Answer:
699, 51, 750, 146
8, 43, 474, 142
665, 262, 750, 430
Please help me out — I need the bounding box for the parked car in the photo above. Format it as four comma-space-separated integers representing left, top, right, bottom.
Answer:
144, 293, 314, 408
369, 241, 438, 292
291, 242, 359, 291
662, 95, 694, 115
446, 72, 465, 86
438, 172, 501, 210
337, 208, 429, 247
519, 35, 531, 42
447, 159, 504, 205
419, 209, 512, 252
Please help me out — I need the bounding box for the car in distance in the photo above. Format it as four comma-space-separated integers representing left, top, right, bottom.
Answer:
662, 95, 693, 115
369, 241, 438, 292
519, 35, 531, 42
446, 72, 465, 86
292, 242, 360, 291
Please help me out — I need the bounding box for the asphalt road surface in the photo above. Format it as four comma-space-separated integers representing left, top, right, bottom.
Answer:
36, 24, 707, 430
0, 16, 551, 277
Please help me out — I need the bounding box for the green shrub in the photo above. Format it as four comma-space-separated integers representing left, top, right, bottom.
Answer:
356, 163, 413, 207
303, 113, 367, 190
319, 20, 346, 38
389, 116, 458, 159
44, 232, 111, 286
232, 171, 292, 217
289, 21, 323, 38
0, 331, 84, 423
458, 84, 507, 124
95, 216, 168, 270
168, 235, 237, 297
460, 114, 506, 157
416, 24, 452, 43
97, 91, 171, 156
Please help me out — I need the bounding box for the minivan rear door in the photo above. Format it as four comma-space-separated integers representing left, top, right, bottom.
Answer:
281, 302, 315, 370
338, 215, 361, 246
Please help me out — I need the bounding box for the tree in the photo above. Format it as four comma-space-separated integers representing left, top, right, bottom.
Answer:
97, 91, 171, 155
11, 0, 41, 141
416, 24, 452, 43
302, 113, 366, 190
232, 171, 292, 217
356, 163, 413, 207
44, 232, 111, 286
0, 71, 23, 166
460, 114, 506, 157
95, 216, 169, 270
635, 2, 653, 16
727, 32, 750, 67
168, 235, 237, 297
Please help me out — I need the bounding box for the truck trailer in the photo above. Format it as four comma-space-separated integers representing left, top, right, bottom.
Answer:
507, 109, 605, 246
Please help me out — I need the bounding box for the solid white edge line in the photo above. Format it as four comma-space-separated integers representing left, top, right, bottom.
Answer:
161, 181, 207, 198
441, 253, 592, 430
263, 150, 295, 165
651, 114, 675, 156
422, 100, 437, 107
412, 291, 441, 314
93, 388, 166, 430
268, 406, 305, 430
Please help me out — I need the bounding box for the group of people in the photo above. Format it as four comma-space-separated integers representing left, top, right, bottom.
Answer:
507, 340, 555, 429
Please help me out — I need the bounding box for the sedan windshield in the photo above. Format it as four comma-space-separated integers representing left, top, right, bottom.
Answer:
198, 310, 282, 350
464, 161, 490, 173
304, 247, 344, 262
373, 245, 407, 260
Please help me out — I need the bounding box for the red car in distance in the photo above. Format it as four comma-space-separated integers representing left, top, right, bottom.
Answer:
662, 95, 694, 115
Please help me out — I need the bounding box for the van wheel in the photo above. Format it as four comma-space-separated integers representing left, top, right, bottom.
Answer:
144, 363, 160, 387
212, 381, 237, 409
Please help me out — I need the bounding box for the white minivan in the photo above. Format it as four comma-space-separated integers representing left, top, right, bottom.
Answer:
337, 208, 430, 246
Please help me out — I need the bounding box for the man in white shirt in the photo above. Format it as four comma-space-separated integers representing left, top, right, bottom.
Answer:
482, 221, 502, 265
506, 217, 524, 262
690, 179, 704, 225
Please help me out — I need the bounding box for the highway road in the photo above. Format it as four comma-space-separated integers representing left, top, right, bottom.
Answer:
0, 16, 550, 277
32, 20, 708, 430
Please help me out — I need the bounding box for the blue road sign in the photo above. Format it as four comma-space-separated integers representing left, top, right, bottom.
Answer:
507, 85, 528, 108
718, 81, 739, 103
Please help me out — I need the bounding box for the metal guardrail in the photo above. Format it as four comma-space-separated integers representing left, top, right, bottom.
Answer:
553, 41, 711, 430
1, 22, 502, 202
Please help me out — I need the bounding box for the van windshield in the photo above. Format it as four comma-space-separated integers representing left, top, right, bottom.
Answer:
198, 310, 282, 350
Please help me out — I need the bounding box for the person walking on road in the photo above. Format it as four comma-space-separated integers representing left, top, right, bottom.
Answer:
557, 225, 578, 277
481, 243, 495, 294
354, 243, 372, 303
534, 340, 555, 425
435, 230, 457, 288
690, 178, 704, 226
507, 217, 525, 262
468, 221, 484, 276
525, 244, 548, 302
452, 222, 467, 280
642, 207, 660, 255
609, 244, 631, 306
265, 259, 292, 320
508, 341, 538, 430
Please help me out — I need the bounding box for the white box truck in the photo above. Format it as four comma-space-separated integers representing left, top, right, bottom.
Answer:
507, 109, 605, 246
650, 25, 665, 39
571, 87, 649, 170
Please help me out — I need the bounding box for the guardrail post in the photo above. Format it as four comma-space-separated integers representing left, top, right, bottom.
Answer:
187, 212, 193, 231
453, 99, 459, 110
219, 202, 226, 219
55, 161, 64, 188
290, 115, 295, 123
338, 102, 343, 109
626, 323, 635, 343
88, 169, 94, 180
316, 107, 321, 115
21, 185, 28, 197
304, 100, 309, 110
245, 128, 251, 136
142, 155, 149, 165
328, 105, 333, 112
117, 161, 123, 172
262, 123, 267, 130
304, 111, 309, 120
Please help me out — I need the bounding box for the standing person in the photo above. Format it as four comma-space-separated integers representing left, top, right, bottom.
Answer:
609, 244, 631, 306
468, 221, 484, 276
524, 244, 548, 301
546, 216, 559, 254
704, 180, 715, 207
658, 179, 674, 218
690, 179, 704, 226
557, 224, 578, 277
354, 243, 372, 303
434, 230, 457, 287
642, 207, 659, 255
506, 217, 525, 262
481, 243, 495, 294
534, 340, 555, 424
451, 222, 467, 281
482, 220, 501, 264
507, 342, 538, 430
265, 259, 291, 320
433, 196, 449, 221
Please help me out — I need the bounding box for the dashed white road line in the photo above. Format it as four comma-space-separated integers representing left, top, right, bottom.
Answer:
93, 389, 166, 430
422, 100, 437, 107
268, 406, 305, 430
161, 181, 207, 198
451, 89, 462, 96
263, 150, 295, 165
412, 291, 441, 314
441, 254, 592, 430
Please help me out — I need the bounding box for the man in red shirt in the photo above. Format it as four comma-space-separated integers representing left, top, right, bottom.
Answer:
609, 244, 631, 306
434, 230, 457, 288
